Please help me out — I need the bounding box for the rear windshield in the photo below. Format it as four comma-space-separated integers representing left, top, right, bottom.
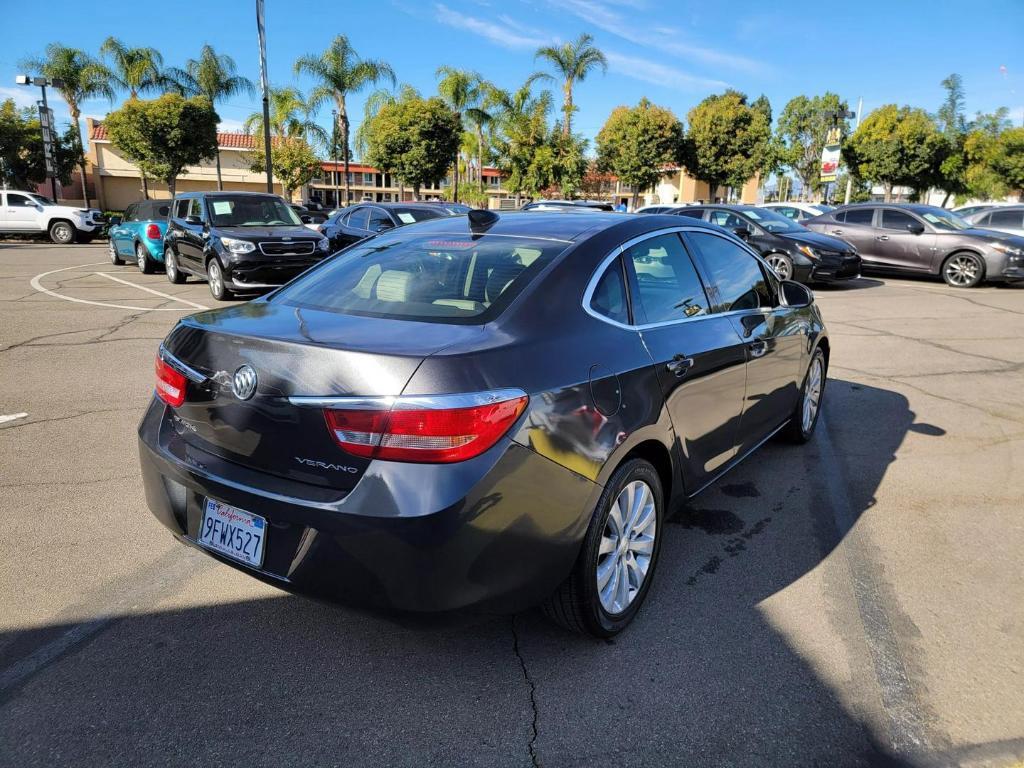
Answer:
391, 207, 447, 224
272, 232, 568, 323
205, 195, 302, 227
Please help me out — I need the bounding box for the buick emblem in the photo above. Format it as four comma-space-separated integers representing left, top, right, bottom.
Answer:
232, 364, 258, 400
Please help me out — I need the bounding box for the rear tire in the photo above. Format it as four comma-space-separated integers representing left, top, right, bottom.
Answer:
206, 258, 233, 300
165, 248, 186, 284
49, 220, 76, 244
542, 458, 664, 638
135, 242, 156, 274
108, 239, 125, 265
784, 347, 826, 443
942, 252, 984, 288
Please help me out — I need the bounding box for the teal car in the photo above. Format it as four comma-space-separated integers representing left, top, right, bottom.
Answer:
108, 200, 170, 274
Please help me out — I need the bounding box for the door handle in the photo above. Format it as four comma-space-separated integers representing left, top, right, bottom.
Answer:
666, 354, 693, 377
875, 235, 889, 241
748, 339, 768, 358
831, 229, 843, 235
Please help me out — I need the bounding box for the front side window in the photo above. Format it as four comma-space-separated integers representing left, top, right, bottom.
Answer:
708, 210, 749, 230
590, 258, 630, 325
841, 208, 875, 226
346, 207, 369, 230
273, 233, 567, 323
122, 205, 138, 223
674, 208, 706, 220
205, 195, 300, 227
989, 209, 1024, 228
367, 209, 394, 233
7, 193, 34, 207
686, 231, 773, 313
174, 199, 191, 219
624, 233, 710, 323
776, 207, 798, 220
881, 209, 918, 231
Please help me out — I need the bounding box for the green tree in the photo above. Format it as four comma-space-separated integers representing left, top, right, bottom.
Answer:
489, 77, 554, 204
19, 44, 113, 206
961, 109, 1012, 201
248, 136, 321, 201
842, 104, 946, 201
167, 45, 255, 190
99, 37, 169, 98
597, 98, 683, 208
244, 86, 326, 145
0, 99, 80, 189
549, 125, 589, 199
683, 90, 772, 202
294, 35, 395, 206
534, 33, 607, 137
932, 74, 970, 206
775, 92, 849, 200
104, 93, 218, 198
990, 126, 1024, 194
364, 96, 460, 199
436, 67, 491, 203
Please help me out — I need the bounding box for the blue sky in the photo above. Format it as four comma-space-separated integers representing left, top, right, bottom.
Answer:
2, 0, 1022, 156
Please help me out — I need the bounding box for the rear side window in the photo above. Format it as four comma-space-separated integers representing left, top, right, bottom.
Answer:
674, 208, 705, 220
881, 209, 917, 230
346, 207, 369, 230
989, 209, 1024, 228
840, 208, 875, 225
590, 259, 630, 325
624, 233, 710, 323
708, 210, 748, 230
685, 231, 772, 312
273, 233, 568, 324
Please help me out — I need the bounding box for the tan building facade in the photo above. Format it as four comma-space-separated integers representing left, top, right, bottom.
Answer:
618, 166, 760, 208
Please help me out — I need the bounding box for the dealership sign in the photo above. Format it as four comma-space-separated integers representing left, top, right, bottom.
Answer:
820, 144, 840, 183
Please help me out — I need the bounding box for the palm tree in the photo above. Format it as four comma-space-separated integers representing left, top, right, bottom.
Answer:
19, 44, 114, 207
99, 37, 169, 98
243, 86, 326, 144
534, 33, 607, 136
166, 45, 255, 190
490, 77, 554, 205
436, 67, 491, 203
294, 36, 395, 207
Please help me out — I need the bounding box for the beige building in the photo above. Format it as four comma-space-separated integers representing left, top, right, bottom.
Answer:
616, 166, 760, 209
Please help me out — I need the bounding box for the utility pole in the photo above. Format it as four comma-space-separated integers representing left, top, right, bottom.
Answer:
256, 0, 273, 194
844, 96, 863, 205
332, 108, 340, 209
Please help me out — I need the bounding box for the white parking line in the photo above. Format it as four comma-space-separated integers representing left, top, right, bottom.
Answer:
29, 262, 208, 312
0, 413, 28, 425
95, 272, 209, 310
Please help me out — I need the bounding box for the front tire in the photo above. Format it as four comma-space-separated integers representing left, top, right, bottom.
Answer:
206, 258, 233, 301
49, 221, 76, 244
135, 243, 156, 274
109, 239, 125, 265
784, 347, 826, 443
542, 458, 664, 638
942, 252, 984, 288
165, 248, 186, 284
766, 253, 794, 281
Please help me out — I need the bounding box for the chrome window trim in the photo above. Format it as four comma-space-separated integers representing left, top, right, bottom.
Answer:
158, 345, 207, 383
288, 388, 528, 410
582, 226, 779, 332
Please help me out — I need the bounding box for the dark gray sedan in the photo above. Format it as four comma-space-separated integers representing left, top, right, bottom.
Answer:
805, 203, 1024, 287
139, 211, 829, 637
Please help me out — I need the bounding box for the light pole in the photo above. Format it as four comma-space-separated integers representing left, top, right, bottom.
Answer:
256, 0, 274, 194
15, 75, 63, 202
332, 108, 339, 209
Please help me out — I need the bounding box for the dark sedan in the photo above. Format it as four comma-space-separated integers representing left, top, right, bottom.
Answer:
804, 203, 1024, 287
319, 202, 453, 251
140, 211, 829, 637
668, 204, 861, 284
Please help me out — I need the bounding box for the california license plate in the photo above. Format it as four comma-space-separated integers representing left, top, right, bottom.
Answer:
198, 498, 266, 567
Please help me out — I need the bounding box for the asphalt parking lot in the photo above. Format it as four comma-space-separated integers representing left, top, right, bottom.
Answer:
0, 241, 1022, 767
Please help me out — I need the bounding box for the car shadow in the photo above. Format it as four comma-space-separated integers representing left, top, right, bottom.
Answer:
2, 380, 1018, 767
814, 276, 886, 291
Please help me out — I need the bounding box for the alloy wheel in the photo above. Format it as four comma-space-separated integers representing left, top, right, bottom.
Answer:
208, 261, 223, 298
802, 356, 823, 433
53, 223, 72, 243
596, 480, 657, 615
944, 255, 980, 287
767, 254, 792, 280
136, 245, 146, 271
166, 253, 177, 280
109, 240, 119, 264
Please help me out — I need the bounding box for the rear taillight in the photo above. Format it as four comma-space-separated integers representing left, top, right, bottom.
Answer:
322, 392, 528, 463
155, 355, 186, 408
146, 223, 162, 240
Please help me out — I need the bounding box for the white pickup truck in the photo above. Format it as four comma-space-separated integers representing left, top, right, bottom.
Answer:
0, 190, 105, 244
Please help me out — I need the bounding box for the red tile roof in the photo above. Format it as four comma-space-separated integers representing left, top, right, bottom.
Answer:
90, 122, 261, 149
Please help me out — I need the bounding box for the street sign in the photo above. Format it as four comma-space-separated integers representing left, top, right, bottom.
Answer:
37, 104, 56, 176
820, 144, 841, 183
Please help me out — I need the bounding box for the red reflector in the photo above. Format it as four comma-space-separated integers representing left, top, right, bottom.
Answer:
146, 223, 162, 240
324, 395, 528, 463
155, 355, 186, 408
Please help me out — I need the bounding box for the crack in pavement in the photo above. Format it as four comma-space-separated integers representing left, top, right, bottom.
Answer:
511, 615, 541, 767
0, 406, 145, 432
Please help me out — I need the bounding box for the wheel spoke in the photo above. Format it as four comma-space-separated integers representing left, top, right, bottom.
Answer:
599, 534, 617, 556
600, 558, 620, 607
630, 534, 655, 555
597, 554, 616, 591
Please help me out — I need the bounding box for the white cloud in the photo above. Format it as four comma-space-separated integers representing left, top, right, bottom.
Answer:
217, 118, 246, 133
0, 86, 41, 109
434, 3, 552, 49
604, 51, 729, 92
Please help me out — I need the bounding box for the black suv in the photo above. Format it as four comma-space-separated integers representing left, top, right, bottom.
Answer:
319, 202, 452, 252
165, 192, 330, 301
669, 204, 861, 284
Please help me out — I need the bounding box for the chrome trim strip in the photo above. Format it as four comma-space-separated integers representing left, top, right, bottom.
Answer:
287, 388, 529, 410
158, 344, 207, 383
258, 241, 315, 256
581, 225, 782, 332
230, 279, 284, 289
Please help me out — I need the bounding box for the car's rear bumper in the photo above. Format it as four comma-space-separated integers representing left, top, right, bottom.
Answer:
137, 399, 597, 613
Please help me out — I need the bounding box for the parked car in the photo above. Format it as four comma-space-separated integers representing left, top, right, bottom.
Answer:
164, 192, 330, 300
962, 206, 1024, 237
290, 203, 328, 226
762, 202, 835, 223
0, 190, 104, 244
140, 210, 829, 637
522, 200, 614, 212
423, 201, 472, 215
804, 203, 1024, 287
636, 204, 697, 214
318, 202, 450, 251
107, 200, 170, 273
666, 204, 861, 284
951, 202, 1015, 218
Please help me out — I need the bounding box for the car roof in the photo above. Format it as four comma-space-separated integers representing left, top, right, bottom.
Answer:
387, 210, 724, 242
176, 191, 283, 199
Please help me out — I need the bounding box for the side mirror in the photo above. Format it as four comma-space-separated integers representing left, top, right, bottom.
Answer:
733, 225, 753, 239
108, 215, 122, 226
185, 215, 203, 226
907, 222, 925, 235
300, 215, 313, 224
780, 280, 813, 308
